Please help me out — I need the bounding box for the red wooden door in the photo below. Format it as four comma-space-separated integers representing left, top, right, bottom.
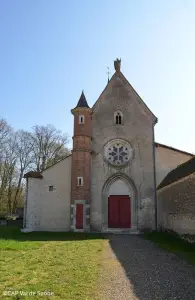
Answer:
76, 204, 83, 229
119, 196, 131, 228
108, 196, 120, 228
108, 195, 131, 228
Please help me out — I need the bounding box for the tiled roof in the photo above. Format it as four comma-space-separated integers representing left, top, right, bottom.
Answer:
75, 91, 89, 108
157, 156, 195, 190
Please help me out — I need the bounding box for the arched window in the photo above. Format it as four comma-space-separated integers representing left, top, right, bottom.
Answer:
79, 115, 85, 124
77, 177, 83, 186
114, 111, 123, 125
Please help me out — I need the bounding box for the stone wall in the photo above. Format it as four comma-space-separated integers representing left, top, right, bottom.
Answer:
157, 173, 195, 234
155, 145, 192, 187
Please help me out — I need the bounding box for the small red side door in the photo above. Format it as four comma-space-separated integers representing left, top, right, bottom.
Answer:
76, 204, 83, 229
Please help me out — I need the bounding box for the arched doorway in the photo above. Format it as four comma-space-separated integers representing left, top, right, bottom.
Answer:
102, 174, 137, 232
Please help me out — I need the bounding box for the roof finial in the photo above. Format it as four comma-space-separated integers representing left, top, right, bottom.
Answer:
114, 58, 121, 74
107, 66, 110, 83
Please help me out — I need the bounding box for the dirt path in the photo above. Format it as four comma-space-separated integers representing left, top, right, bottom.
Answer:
98, 235, 195, 300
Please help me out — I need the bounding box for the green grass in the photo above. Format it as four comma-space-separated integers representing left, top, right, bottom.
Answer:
0, 227, 106, 300
144, 231, 195, 265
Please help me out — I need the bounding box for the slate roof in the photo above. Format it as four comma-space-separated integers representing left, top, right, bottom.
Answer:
75, 91, 89, 108
157, 156, 195, 190
24, 171, 43, 179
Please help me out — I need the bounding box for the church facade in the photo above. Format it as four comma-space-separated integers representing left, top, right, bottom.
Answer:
23, 59, 193, 233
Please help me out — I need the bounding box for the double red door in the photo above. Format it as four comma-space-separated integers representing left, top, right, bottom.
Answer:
108, 195, 131, 228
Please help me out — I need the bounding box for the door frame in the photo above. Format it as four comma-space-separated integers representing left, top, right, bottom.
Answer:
71, 200, 90, 232
102, 174, 138, 232
108, 195, 131, 228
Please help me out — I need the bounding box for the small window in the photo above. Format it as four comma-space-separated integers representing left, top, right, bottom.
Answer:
77, 177, 83, 186
116, 112, 122, 124
79, 115, 85, 124
114, 111, 123, 125
49, 185, 54, 192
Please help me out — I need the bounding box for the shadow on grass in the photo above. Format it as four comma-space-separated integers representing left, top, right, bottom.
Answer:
0, 226, 106, 241
144, 231, 195, 264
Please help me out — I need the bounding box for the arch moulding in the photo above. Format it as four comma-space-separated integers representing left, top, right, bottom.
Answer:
101, 173, 138, 232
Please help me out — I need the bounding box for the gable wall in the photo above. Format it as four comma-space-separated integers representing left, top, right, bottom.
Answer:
155, 146, 193, 187
91, 73, 156, 231
25, 156, 72, 231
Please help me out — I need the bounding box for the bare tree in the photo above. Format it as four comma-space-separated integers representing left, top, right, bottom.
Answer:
0, 119, 14, 212
12, 130, 34, 212
2, 133, 18, 213
0, 118, 12, 146
0, 118, 12, 173
0, 119, 70, 214
30, 124, 70, 172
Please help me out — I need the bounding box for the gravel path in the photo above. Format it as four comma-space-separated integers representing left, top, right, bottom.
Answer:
98, 234, 195, 300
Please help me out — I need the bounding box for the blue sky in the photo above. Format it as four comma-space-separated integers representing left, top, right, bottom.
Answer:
0, 0, 195, 152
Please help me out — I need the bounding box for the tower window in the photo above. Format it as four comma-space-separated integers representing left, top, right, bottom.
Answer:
114, 111, 123, 125
49, 185, 54, 192
79, 115, 85, 124
77, 177, 83, 186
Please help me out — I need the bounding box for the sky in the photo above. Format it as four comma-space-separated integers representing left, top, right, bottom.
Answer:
0, 0, 195, 152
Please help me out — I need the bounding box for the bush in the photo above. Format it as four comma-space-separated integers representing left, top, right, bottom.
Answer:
6, 214, 18, 221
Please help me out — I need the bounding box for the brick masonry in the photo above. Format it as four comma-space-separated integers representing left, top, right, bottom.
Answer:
70, 107, 92, 230
71, 108, 92, 204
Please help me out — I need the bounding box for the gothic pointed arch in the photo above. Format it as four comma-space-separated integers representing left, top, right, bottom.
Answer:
101, 173, 138, 231
114, 110, 123, 125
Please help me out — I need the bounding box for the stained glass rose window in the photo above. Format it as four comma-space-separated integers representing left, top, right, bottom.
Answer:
104, 139, 133, 166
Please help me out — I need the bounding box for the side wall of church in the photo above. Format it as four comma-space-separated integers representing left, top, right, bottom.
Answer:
25, 155, 72, 231
157, 173, 195, 235
155, 146, 193, 187
91, 74, 156, 232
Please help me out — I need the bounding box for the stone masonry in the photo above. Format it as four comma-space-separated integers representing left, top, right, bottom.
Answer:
157, 173, 195, 234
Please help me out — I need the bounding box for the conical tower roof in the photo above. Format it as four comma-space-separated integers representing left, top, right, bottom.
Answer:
75, 91, 89, 108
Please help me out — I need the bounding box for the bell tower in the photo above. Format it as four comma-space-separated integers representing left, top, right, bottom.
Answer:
70, 91, 92, 231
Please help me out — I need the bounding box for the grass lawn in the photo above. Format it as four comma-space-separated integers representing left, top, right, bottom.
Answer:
144, 231, 195, 265
0, 227, 106, 300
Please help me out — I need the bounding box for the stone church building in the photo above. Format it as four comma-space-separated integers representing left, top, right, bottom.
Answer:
23, 59, 193, 233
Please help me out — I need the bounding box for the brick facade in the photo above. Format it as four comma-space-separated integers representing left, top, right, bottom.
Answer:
71, 106, 92, 230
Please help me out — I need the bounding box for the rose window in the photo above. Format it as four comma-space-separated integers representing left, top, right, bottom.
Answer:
105, 140, 133, 166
